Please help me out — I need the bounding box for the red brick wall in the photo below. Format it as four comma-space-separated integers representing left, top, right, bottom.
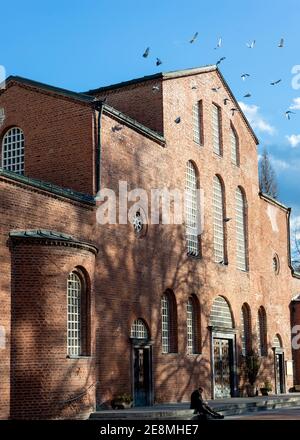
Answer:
0, 83, 95, 194
0, 174, 95, 419
90, 79, 164, 134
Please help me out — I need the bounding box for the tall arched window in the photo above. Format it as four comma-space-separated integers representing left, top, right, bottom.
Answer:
212, 104, 222, 155
187, 295, 201, 354
236, 187, 248, 271
257, 306, 267, 356
67, 271, 82, 356
161, 291, 178, 353
2, 127, 25, 174
185, 161, 200, 256
230, 126, 239, 166
213, 175, 226, 263
241, 303, 252, 355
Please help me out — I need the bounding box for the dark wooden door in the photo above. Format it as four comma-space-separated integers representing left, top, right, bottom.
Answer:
275, 353, 284, 394
133, 347, 151, 406
213, 338, 233, 398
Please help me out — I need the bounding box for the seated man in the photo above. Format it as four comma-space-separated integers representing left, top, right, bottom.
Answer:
190, 386, 224, 420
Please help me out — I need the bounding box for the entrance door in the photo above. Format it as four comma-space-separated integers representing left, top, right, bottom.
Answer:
275, 353, 285, 394
133, 346, 152, 406
213, 338, 233, 398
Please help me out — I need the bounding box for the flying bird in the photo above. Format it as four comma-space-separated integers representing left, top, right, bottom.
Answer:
230, 108, 239, 116
112, 125, 123, 132
156, 58, 162, 66
223, 217, 232, 222
189, 32, 199, 43
243, 93, 252, 98
246, 40, 256, 49
174, 117, 181, 124
270, 79, 282, 85
278, 38, 284, 48
191, 85, 198, 90
152, 85, 160, 92
216, 57, 226, 66
241, 73, 250, 80
211, 86, 221, 92
223, 98, 230, 105
143, 47, 150, 58
285, 110, 296, 120
214, 37, 222, 49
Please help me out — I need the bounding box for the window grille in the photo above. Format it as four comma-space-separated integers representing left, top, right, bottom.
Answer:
2, 127, 25, 174
213, 176, 225, 263
236, 187, 247, 271
67, 272, 82, 356
212, 104, 221, 155
185, 161, 199, 256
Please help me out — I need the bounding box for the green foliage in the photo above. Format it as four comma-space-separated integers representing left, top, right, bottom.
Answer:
114, 393, 132, 403
245, 350, 261, 385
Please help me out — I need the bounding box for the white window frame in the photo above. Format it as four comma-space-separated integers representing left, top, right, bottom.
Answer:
2, 127, 25, 175
185, 161, 199, 256
131, 319, 148, 339
212, 104, 221, 155
230, 126, 239, 165
236, 187, 248, 271
187, 298, 196, 354
193, 101, 203, 145
67, 271, 82, 356
213, 176, 225, 263
161, 295, 170, 353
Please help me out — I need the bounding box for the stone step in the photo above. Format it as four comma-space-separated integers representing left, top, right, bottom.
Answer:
89, 395, 300, 420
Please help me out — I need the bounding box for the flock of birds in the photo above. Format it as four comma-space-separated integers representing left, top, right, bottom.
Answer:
142, 35, 295, 121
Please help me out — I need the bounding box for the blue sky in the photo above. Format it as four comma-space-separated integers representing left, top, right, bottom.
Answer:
1, 0, 300, 233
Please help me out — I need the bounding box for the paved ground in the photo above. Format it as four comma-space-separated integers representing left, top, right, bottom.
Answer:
226, 405, 300, 420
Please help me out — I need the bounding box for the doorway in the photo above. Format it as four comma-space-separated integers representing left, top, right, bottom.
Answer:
213, 337, 234, 398
274, 351, 285, 394
133, 346, 152, 406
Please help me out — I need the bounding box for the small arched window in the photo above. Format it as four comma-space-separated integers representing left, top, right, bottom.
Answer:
230, 126, 239, 166
272, 334, 282, 349
2, 127, 25, 174
185, 161, 200, 256
257, 306, 267, 356
67, 270, 89, 357
241, 303, 252, 356
236, 187, 248, 271
161, 291, 178, 353
131, 319, 149, 339
187, 295, 201, 354
212, 104, 222, 155
213, 176, 226, 263
210, 296, 234, 329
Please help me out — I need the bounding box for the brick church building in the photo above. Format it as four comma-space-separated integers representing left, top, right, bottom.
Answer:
0, 65, 300, 419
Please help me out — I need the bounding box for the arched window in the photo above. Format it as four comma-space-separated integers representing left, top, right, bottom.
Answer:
230, 126, 239, 166
67, 270, 89, 357
210, 296, 234, 329
213, 176, 226, 263
212, 103, 222, 155
161, 291, 178, 353
131, 319, 149, 339
2, 127, 25, 174
272, 334, 282, 349
236, 187, 248, 271
187, 295, 201, 354
193, 100, 203, 145
257, 306, 267, 356
241, 303, 252, 356
185, 161, 200, 256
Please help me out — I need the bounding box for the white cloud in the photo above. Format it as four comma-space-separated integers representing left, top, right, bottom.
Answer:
269, 156, 290, 171
286, 134, 300, 148
290, 97, 300, 110
238, 102, 276, 135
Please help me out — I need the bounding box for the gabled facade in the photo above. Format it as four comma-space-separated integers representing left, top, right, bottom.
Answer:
0, 66, 299, 419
